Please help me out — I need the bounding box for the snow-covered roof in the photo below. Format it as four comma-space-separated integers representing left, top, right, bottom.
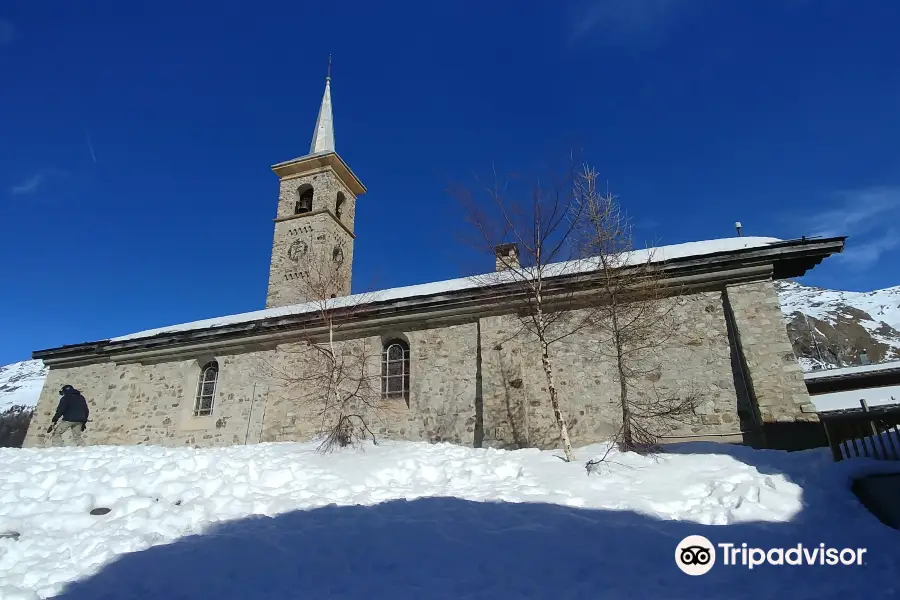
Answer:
804, 360, 900, 381
109, 236, 781, 343
810, 384, 900, 412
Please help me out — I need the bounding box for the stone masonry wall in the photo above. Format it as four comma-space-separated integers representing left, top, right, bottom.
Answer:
257, 323, 479, 446
478, 290, 744, 449
25, 283, 812, 450
24, 352, 272, 448
254, 338, 389, 443
25, 364, 116, 447
406, 323, 479, 444
266, 212, 354, 307
724, 281, 817, 422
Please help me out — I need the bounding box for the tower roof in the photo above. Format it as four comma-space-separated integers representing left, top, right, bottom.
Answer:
309, 60, 334, 155
271, 58, 364, 195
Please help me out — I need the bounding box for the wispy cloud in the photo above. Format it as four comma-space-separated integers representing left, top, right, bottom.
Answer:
838, 229, 900, 268
570, 0, 689, 45
10, 174, 44, 196
801, 187, 900, 269
0, 19, 15, 45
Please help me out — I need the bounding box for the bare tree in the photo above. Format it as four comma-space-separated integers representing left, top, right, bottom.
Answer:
263, 239, 386, 452
574, 166, 699, 453
456, 166, 593, 462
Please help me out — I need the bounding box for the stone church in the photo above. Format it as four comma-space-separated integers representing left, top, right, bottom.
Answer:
24, 73, 845, 450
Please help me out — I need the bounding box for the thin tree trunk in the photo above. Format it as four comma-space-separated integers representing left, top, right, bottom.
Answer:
540, 340, 575, 462
328, 322, 343, 425
616, 338, 631, 450
608, 285, 632, 450
533, 291, 576, 462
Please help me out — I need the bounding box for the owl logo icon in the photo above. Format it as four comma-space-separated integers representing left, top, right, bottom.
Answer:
675, 536, 716, 575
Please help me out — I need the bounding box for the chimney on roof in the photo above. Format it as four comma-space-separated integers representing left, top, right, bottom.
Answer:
494, 243, 520, 272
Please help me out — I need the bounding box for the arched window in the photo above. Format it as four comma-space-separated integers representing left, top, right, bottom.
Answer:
295, 187, 313, 214
194, 360, 218, 416
335, 192, 346, 219
382, 339, 410, 405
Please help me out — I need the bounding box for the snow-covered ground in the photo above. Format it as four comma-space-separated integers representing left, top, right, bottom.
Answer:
0, 441, 898, 599
0, 360, 46, 413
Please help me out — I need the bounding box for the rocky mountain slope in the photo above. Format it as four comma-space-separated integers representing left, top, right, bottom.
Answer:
777, 280, 900, 371
0, 359, 45, 447
0, 280, 897, 413
0, 359, 46, 413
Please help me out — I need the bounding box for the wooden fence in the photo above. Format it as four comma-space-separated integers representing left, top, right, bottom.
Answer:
819, 400, 900, 462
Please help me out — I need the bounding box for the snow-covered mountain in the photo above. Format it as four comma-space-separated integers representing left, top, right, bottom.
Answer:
776, 280, 900, 371
0, 359, 47, 413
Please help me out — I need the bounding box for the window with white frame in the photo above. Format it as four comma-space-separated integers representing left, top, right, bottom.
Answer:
194, 360, 219, 416
381, 340, 410, 406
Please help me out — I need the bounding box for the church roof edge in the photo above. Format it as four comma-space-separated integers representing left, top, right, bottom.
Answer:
32, 236, 846, 363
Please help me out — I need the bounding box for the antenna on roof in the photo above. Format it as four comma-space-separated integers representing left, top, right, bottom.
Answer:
735, 221, 743, 237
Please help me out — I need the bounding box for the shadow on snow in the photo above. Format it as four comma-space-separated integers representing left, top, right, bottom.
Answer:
53, 442, 900, 600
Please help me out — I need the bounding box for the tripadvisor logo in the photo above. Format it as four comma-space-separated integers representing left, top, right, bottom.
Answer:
675, 535, 867, 574
675, 535, 716, 575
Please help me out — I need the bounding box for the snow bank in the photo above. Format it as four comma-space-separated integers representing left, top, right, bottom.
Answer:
111, 236, 780, 342
1, 440, 898, 599
0, 360, 47, 412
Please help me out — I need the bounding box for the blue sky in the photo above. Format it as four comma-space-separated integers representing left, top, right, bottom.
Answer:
2, 0, 900, 364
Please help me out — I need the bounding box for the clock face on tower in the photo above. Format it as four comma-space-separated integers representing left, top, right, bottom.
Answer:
287, 239, 308, 262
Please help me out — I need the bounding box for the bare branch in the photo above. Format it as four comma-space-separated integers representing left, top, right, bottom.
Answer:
256, 239, 390, 452
454, 161, 586, 462
573, 165, 700, 455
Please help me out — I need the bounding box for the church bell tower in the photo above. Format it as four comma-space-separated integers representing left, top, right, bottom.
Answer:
265, 62, 366, 308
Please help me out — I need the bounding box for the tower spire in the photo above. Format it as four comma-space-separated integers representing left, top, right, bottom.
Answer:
309, 56, 335, 155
